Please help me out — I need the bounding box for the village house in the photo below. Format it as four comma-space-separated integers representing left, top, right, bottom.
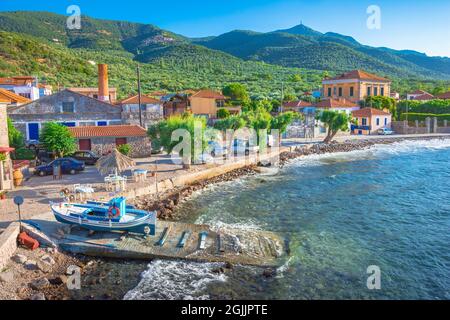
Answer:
118, 94, 163, 129
161, 93, 190, 118
406, 90, 434, 101
68, 125, 151, 158
188, 90, 227, 119
282, 100, 313, 113
0, 76, 52, 100
322, 70, 391, 103
315, 98, 360, 115
351, 107, 392, 135
0, 101, 14, 192
7, 89, 123, 142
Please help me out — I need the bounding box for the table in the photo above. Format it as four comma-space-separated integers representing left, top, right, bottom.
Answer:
107, 175, 127, 192
133, 169, 148, 183
74, 185, 95, 201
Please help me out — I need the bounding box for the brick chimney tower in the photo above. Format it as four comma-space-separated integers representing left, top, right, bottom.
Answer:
98, 64, 109, 102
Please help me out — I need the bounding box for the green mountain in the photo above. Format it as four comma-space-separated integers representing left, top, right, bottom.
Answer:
0, 11, 448, 99
194, 24, 450, 80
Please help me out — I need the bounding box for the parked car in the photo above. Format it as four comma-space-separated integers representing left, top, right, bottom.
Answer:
25, 140, 42, 150
377, 128, 394, 135
70, 150, 100, 165
195, 153, 215, 164
208, 141, 228, 158
36, 150, 56, 165
232, 139, 259, 156
35, 158, 85, 176
151, 140, 164, 155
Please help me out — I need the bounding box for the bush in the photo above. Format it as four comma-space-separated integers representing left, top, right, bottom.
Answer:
397, 100, 450, 115
11, 148, 35, 160
117, 144, 132, 156
400, 113, 450, 121
217, 108, 231, 119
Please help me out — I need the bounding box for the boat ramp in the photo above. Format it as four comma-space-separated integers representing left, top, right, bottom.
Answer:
28, 213, 286, 267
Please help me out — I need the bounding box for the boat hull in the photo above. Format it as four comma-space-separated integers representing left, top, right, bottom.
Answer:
52, 206, 156, 235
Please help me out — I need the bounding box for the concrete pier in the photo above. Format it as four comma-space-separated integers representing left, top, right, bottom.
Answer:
29, 213, 285, 268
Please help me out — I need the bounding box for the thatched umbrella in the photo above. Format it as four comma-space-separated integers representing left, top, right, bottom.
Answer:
96, 149, 136, 176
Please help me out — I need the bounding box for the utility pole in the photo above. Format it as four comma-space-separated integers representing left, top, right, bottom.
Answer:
280, 82, 284, 113
137, 64, 143, 127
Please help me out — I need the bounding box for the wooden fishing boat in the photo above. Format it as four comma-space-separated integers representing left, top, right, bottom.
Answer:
51, 197, 156, 235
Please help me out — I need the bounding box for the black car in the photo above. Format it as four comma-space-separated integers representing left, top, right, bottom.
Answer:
35, 158, 85, 176
70, 150, 100, 165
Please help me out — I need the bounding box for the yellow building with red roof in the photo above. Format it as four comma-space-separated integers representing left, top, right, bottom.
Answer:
322, 70, 391, 103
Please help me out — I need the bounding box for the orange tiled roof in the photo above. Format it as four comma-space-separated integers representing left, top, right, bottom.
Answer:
68, 125, 147, 138
283, 100, 313, 108
118, 94, 161, 104
0, 88, 32, 104
352, 108, 391, 117
0, 76, 35, 86
191, 89, 225, 99
436, 92, 450, 99
410, 90, 430, 95
413, 93, 434, 100
316, 98, 358, 109
325, 70, 390, 82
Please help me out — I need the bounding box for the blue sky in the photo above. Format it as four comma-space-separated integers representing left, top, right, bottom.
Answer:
1, 0, 449, 57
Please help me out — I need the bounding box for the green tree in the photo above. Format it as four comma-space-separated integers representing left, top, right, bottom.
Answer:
148, 114, 207, 165
214, 115, 247, 131
364, 96, 397, 119
271, 112, 301, 134
317, 110, 351, 144
40, 122, 77, 157
223, 83, 250, 104
217, 108, 231, 119
7, 118, 24, 149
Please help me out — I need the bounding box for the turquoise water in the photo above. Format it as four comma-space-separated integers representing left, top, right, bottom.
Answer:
125, 139, 450, 300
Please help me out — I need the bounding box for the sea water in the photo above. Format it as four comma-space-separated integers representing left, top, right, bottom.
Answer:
125, 139, 450, 300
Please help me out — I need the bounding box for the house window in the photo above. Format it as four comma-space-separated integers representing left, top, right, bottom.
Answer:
19, 93, 31, 99
333, 87, 337, 95
376, 118, 380, 126
62, 101, 75, 113
328, 88, 332, 97
381, 87, 385, 96
338, 88, 343, 97
216, 100, 224, 108
362, 118, 367, 126
374, 87, 378, 96
367, 87, 372, 96
384, 118, 388, 125
350, 87, 354, 97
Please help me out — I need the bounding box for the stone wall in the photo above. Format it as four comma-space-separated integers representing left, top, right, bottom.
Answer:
0, 223, 19, 270
392, 119, 450, 134
121, 105, 163, 129
88, 136, 151, 158
8, 90, 123, 139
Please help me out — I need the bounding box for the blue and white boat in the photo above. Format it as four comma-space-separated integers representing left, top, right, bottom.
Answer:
51, 197, 156, 235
